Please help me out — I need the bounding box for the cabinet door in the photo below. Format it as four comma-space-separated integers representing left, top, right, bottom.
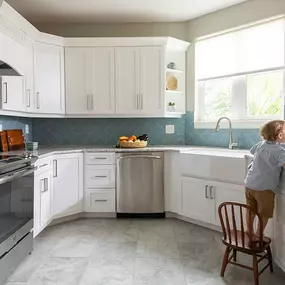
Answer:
139, 47, 164, 115
1, 76, 24, 112
115, 48, 140, 115
34, 170, 52, 237
211, 182, 245, 227
274, 193, 285, 272
40, 172, 52, 228
52, 153, 83, 218
34, 42, 64, 114
24, 41, 35, 112
65, 47, 89, 114
181, 177, 212, 224
90, 48, 115, 114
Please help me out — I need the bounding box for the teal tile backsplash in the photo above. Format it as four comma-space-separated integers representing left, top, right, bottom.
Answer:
185, 112, 260, 149
32, 112, 261, 149
32, 116, 186, 146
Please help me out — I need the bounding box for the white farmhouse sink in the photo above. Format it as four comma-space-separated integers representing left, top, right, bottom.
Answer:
180, 147, 250, 158
179, 147, 250, 185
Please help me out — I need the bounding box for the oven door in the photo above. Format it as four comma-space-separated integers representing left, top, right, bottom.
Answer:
0, 165, 36, 256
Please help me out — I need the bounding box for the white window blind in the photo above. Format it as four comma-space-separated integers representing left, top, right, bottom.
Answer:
196, 18, 285, 80
195, 18, 285, 126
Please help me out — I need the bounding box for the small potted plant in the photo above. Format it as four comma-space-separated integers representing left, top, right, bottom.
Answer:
168, 102, 176, 112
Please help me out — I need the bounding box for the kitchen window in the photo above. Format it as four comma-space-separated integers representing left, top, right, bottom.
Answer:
195, 17, 285, 128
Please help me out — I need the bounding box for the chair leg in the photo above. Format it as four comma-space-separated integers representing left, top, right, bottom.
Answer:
233, 249, 237, 262
221, 246, 230, 277
253, 254, 259, 285
267, 246, 274, 273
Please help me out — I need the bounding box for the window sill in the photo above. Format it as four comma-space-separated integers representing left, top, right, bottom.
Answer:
194, 120, 270, 129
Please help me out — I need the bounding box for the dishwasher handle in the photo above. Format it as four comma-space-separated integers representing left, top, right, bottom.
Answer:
118, 155, 161, 161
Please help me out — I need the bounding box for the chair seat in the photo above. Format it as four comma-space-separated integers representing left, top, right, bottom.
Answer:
222, 230, 271, 252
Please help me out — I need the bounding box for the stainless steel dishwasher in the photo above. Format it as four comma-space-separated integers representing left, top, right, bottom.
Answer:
116, 152, 164, 217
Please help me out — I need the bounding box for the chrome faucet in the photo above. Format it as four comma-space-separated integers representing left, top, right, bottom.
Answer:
215, 117, 238, 150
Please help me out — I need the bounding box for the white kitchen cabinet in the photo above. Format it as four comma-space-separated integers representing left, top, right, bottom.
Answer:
84, 189, 115, 212
24, 41, 35, 112
85, 165, 116, 189
34, 42, 65, 114
65, 47, 115, 115
181, 177, 213, 223
274, 193, 285, 271
211, 182, 246, 227
52, 153, 83, 219
139, 47, 164, 115
115, 47, 164, 116
180, 176, 245, 227
115, 47, 139, 115
0, 76, 24, 112
34, 170, 52, 237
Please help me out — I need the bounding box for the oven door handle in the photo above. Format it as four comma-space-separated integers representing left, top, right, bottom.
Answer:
0, 166, 37, 185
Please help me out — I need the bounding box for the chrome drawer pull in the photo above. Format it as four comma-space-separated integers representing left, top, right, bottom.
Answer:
91, 157, 107, 160
94, 199, 107, 202
39, 163, 48, 168
91, 175, 107, 179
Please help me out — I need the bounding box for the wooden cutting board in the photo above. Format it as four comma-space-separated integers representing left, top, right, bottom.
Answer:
5, 129, 25, 150
0, 131, 8, 152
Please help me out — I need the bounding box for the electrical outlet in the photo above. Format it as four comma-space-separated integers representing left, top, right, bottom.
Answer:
25, 124, 29, 134
165, 125, 175, 134
0, 124, 2, 131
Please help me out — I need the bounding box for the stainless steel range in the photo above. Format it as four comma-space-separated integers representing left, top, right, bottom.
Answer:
0, 153, 37, 285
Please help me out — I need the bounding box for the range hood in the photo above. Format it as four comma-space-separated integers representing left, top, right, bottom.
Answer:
0, 61, 20, 76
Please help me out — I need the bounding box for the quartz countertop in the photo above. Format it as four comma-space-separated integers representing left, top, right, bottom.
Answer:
0, 145, 197, 158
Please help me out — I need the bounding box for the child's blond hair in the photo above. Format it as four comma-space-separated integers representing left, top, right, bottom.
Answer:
260, 120, 285, 141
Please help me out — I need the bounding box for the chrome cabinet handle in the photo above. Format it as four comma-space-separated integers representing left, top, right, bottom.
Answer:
53, 160, 57, 178
36, 92, 40, 109
118, 155, 161, 160
91, 175, 107, 179
140, 94, 143, 110
3, 82, 7, 103
91, 94, 94, 110
136, 94, 139, 109
87, 95, 91, 110
26, 89, 31, 107
94, 199, 107, 202
41, 178, 48, 193
210, 186, 214, 199
91, 157, 107, 160
39, 163, 48, 168
205, 185, 209, 199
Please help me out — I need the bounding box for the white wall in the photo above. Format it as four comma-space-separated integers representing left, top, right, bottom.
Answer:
186, 0, 285, 111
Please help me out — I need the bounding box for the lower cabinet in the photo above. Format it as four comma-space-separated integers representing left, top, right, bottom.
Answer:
274, 193, 285, 272
52, 153, 83, 219
180, 176, 245, 226
84, 189, 116, 212
34, 170, 52, 237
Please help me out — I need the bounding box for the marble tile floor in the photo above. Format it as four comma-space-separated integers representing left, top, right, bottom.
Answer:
3, 218, 285, 285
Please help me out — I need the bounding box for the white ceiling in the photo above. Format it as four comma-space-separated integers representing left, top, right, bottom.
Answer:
6, 0, 247, 23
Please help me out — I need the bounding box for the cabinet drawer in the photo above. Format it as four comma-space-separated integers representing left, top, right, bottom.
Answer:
86, 165, 115, 188
84, 190, 115, 212
85, 153, 115, 165
35, 156, 51, 175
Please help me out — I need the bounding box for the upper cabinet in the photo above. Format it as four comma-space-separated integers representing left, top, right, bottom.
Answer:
34, 42, 65, 114
115, 47, 139, 115
65, 47, 115, 115
115, 47, 164, 116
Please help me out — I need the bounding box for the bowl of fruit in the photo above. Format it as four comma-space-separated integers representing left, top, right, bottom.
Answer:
119, 134, 148, 148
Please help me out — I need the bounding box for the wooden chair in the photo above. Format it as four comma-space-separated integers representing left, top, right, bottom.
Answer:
218, 202, 273, 285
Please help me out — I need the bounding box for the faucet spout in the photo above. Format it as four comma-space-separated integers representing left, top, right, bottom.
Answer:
214, 117, 238, 150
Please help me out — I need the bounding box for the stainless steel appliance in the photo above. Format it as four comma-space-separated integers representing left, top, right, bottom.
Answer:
116, 152, 164, 217
0, 153, 37, 285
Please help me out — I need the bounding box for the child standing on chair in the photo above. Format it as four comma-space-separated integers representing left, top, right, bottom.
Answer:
245, 120, 285, 238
